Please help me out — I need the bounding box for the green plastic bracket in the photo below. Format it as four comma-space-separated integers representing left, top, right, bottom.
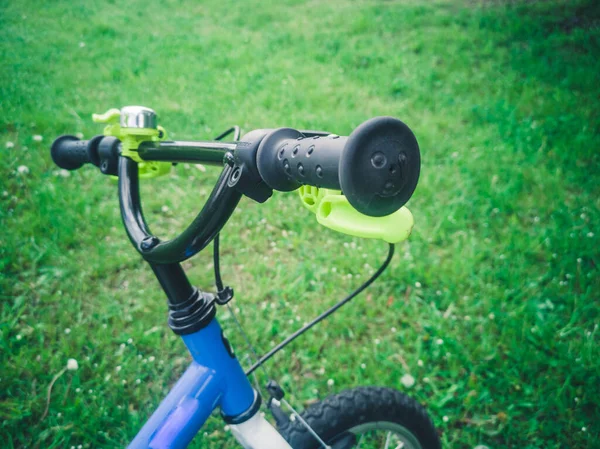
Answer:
92, 108, 171, 179
298, 186, 414, 243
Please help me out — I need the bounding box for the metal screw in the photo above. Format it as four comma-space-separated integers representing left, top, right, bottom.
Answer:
223, 152, 235, 166
140, 236, 159, 251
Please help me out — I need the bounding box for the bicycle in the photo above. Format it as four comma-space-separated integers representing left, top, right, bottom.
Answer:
50, 106, 441, 449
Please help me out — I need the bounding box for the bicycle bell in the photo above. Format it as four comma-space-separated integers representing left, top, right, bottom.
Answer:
120, 106, 158, 130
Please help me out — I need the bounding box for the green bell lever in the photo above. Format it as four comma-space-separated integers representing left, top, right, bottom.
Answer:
298, 186, 414, 243
92, 106, 171, 179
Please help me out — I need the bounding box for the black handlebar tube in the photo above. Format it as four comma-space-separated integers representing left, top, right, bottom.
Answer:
137, 140, 237, 165
118, 156, 242, 264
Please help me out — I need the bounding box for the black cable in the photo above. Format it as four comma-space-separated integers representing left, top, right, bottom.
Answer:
213, 126, 241, 142
212, 126, 240, 294
213, 233, 224, 292
246, 243, 395, 376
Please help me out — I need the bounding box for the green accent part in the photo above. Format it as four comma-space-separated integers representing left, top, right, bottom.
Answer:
92, 108, 171, 179
298, 186, 414, 243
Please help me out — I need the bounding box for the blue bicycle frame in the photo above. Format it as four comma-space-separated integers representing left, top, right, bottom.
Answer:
128, 316, 285, 448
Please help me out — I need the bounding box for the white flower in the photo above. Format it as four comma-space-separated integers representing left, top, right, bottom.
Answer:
374, 338, 381, 345
360, 363, 366, 369
442, 415, 449, 423
6, 141, 14, 148
582, 427, 587, 432
417, 359, 424, 367
488, 313, 495, 320
58, 169, 70, 178
67, 358, 79, 371
75, 387, 81, 393
148, 356, 155, 362
327, 379, 334, 387
79, 42, 86, 48
33, 135, 43, 142
64, 328, 71, 334
16, 334, 22, 340
587, 232, 594, 238
196, 164, 206, 172
400, 373, 415, 388
75, 132, 84, 139
135, 379, 141, 384
391, 327, 397, 333
17, 165, 29, 175
415, 281, 422, 288
127, 338, 133, 344
436, 338, 444, 345
161, 205, 169, 213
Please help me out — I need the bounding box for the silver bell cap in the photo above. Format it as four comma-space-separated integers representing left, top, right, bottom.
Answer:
120, 106, 157, 129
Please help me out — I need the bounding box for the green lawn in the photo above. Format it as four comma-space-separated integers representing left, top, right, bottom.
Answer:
1, 0, 599, 448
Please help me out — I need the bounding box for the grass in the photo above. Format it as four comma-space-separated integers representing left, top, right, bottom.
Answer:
1, 0, 599, 447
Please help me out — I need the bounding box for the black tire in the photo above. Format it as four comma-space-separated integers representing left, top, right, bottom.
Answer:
279, 386, 441, 449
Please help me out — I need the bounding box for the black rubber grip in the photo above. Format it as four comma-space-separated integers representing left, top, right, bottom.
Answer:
256, 117, 420, 217
50, 135, 92, 170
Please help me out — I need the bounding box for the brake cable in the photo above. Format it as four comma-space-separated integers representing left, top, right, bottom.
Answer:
246, 243, 395, 374
212, 126, 240, 303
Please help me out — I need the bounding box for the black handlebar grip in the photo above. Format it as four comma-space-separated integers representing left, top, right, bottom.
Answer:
50, 135, 93, 170
256, 117, 420, 217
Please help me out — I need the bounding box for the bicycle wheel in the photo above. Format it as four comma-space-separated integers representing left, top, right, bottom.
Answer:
279, 386, 441, 449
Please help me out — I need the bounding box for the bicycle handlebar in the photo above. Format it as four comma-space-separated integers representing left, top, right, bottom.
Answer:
51, 135, 95, 170
50, 115, 420, 263
256, 117, 420, 217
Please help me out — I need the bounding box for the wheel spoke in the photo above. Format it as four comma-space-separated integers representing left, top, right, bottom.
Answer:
355, 433, 365, 449
384, 432, 391, 449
